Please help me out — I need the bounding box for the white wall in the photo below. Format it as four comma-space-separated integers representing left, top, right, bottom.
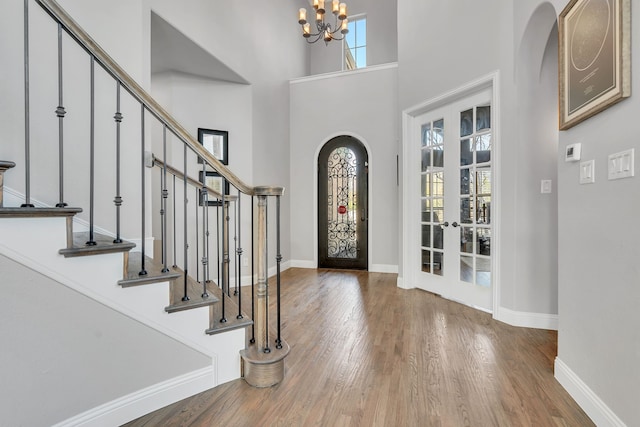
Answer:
0, 254, 210, 427
148, 0, 310, 266
290, 65, 399, 270
552, 0, 640, 424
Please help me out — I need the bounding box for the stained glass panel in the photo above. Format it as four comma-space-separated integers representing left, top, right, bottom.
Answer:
327, 147, 358, 259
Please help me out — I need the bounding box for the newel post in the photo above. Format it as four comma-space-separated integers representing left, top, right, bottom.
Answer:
240, 187, 289, 387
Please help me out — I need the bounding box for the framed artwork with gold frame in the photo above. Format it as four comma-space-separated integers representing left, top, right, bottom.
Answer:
558, 0, 631, 130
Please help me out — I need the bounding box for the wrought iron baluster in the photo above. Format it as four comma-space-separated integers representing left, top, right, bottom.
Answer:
172, 174, 177, 268
201, 163, 209, 298
276, 194, 282, 349
236, 190, 243, 319
86, 56, 96, 246
113, 82, 123, 243
161, 126, 169, 272
182, 143, 189, 301
55, 23, 67, 208
195, 185, 199, 285
263, 196, 270, 353
233, 199, 238, 296
250, 195, 255, 344
21, 0, 33, 208
220, 188, 227, 323
138, 105, 147, 274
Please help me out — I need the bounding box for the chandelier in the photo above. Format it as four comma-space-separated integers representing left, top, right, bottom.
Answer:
298, 0, 348, 44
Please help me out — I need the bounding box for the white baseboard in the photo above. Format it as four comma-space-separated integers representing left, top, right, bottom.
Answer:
397, 276, 414, 289
289, 259, 315, 269
554, 358, 626, 427
370, 264, 398, 274
52, 366, 215, 427
494, 306, 558, 330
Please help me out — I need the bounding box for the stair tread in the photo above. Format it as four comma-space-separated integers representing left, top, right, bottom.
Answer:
0, 206, 82, 218
165, 272, 220, 313
59, 231, 135, 257
119, 253, 181, 287
205, 285, 253, 335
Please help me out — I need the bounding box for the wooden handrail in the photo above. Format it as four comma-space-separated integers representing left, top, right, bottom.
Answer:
35, 0, 281, 197
152, 156, 237, 202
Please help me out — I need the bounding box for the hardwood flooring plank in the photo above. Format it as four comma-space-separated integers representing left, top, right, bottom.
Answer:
124, 268, 594, 427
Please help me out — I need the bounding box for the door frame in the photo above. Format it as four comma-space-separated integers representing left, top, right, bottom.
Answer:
400, 71, 501, 316
314, 132, 373, 270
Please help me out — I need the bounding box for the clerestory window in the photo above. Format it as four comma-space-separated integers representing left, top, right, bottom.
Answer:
344, 15, 366, 70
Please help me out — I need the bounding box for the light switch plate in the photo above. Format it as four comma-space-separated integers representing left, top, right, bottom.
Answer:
580, 160, 595, 184
540, 180, 552, 193
608, 149, 634, 180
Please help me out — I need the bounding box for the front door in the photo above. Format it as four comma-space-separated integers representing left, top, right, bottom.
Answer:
318, 136, 368, 269
415, 88, 493, 311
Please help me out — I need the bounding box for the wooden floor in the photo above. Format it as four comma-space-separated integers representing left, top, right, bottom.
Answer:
125, 268, 593, 427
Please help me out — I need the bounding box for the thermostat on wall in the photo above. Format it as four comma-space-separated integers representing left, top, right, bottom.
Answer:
565, 143, 581, 162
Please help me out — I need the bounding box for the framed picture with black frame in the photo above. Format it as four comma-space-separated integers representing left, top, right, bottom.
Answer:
197, 128, 228, 165
199, 171, 229, 206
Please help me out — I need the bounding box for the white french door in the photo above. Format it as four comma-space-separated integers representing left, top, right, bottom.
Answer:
412, 88, 493, 311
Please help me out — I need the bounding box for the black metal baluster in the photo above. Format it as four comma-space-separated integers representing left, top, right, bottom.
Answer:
195, 185, 199, 285
250, 195, 255, 344
161, 126, 169, 272
201, 163, 209, 298
236, 190, 243, 319
220, 189, 227, 323
55, 23, 67, 208
113, 82, 123, 243
276, 194, 282, 349
138, 105, 147, 274
21, 0, 33, 208
216, 200, 221, 290
86, 57, 96, 246
233, 199, 238, 296
181, 144, 189, 301
264, 197, 270, 353
172, 174, 177, 268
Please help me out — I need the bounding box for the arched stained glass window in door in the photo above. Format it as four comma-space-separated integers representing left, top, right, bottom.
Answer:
318, 136, 368, 269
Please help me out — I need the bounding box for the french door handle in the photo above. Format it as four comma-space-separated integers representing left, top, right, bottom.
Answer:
442, 222, 449, 227
451, 222, 459, 228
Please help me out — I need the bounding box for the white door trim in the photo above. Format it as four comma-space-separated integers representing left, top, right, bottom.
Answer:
401, 71, 501, 316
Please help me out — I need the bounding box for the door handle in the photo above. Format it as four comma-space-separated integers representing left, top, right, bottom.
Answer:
441, 222, 449, 227
361, 208, 366, 221
451, 221, 459, 227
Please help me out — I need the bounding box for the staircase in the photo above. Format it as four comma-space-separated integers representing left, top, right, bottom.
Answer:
0, 0, 289, 425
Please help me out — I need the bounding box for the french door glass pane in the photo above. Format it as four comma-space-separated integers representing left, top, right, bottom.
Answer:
457, 104, 492, 286
420, 117, 445, 277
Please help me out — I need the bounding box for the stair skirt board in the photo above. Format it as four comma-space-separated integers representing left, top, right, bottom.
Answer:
3, 186, 154, 254
0, 217, 247, 388
51, 366, 215, 427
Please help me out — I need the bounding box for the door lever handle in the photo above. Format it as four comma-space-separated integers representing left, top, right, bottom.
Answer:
442, 222, 449, 227
452, 221, 459, 227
